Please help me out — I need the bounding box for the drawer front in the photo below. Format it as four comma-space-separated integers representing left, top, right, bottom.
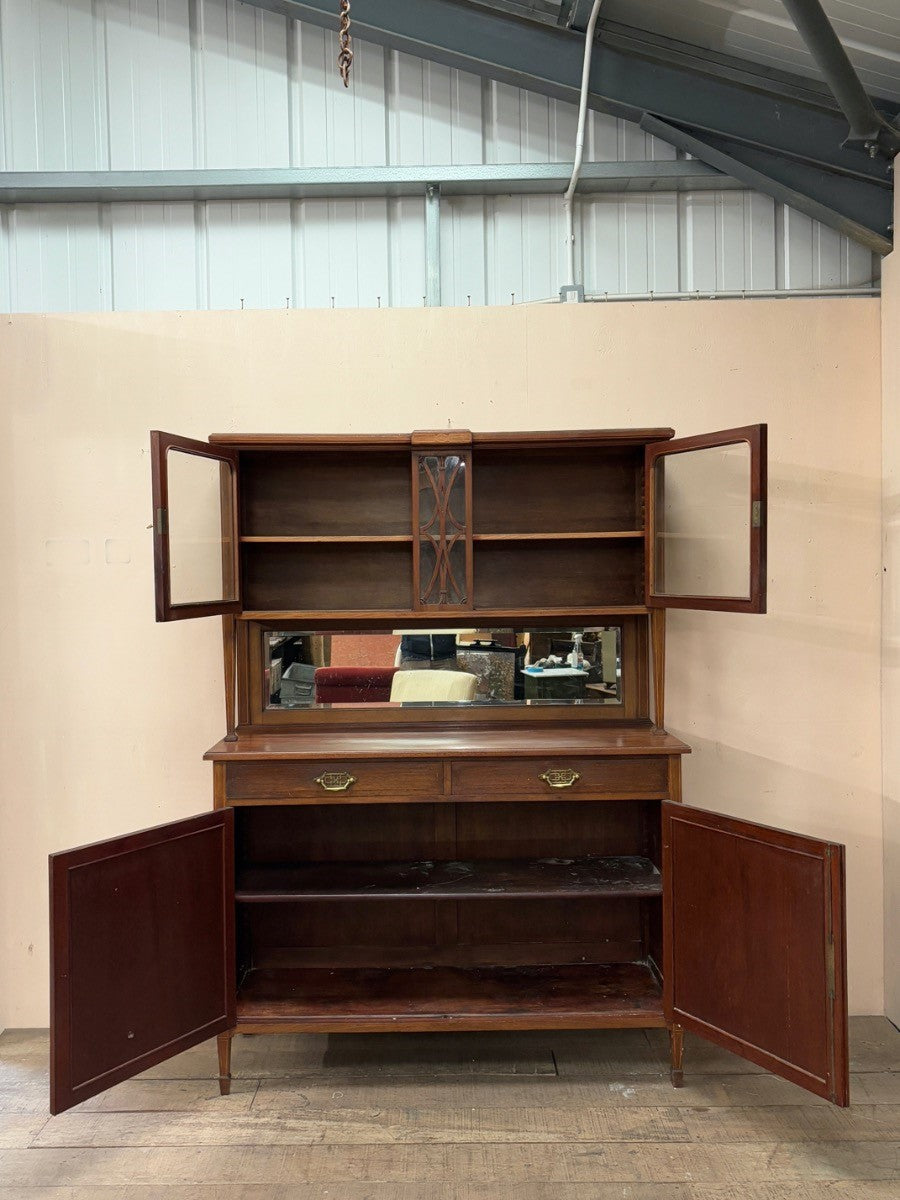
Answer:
226, 760, 444, 803
451, 757, 668, 799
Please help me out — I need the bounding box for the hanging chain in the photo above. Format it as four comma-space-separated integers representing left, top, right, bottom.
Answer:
337, 0, 353, 88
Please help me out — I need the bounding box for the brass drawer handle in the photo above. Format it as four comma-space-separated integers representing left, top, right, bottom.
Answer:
539, 768, 580, 789
314, 772, 357, 792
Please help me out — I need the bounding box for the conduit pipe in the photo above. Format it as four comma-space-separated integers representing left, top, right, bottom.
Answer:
562, 0, 603, 294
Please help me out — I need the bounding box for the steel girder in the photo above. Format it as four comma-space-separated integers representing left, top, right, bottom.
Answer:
240, 0, 894, 252
0, 161, 739, 205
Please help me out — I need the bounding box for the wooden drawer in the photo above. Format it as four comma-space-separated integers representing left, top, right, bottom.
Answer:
450, 757, 668, 799
225, 760, 444, 804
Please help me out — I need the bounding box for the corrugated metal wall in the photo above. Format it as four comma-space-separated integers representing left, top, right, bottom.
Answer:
0, 0, 881, 312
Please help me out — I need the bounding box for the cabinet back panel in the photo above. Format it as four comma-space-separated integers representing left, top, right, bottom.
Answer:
473, 449, 642, 534
237, 802, 658, 866
473, 541, 643, 608
242, 543, 413, 611
237, 804, 439, 865
245, 899, 644, 969
246, 900, 437, 951
455, 801, 652, 860
240, 451, 412, 537
455, 897, 640, 947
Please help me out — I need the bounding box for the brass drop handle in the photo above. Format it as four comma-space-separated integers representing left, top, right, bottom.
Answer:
314, 772, 357, 792
539, 768, 580, 789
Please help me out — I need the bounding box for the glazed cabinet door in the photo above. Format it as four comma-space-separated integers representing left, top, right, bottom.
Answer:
412, 433, 473, 611
50, 810, 235, 1114
645, 424, 766, 613
663, 801, 849, 1105
151, 431, 240, 621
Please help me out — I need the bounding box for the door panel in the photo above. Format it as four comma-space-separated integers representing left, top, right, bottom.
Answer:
50, 810, 235, 1114
151, 431, 240, 621
646, 424, 766, 613
663, 801, 848, 1105
412, 444, 474, 611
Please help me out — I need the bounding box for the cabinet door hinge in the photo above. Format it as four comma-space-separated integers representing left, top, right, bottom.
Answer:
155, 507, 168, 535
751, 500, 763, 528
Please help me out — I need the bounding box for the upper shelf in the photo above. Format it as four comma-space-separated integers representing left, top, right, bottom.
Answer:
240, 532, 644, 544
241, 535, 414, 544
472, 531, 644, 542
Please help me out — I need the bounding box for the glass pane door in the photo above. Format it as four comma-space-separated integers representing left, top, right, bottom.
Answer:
646, 425, 766, 613
151, 432, 240, 621
413, 448, 473, 610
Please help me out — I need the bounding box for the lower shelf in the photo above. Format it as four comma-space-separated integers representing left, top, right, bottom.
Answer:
235, 962, 665, 1031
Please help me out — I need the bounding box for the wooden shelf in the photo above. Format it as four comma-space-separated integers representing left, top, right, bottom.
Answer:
241, 535, 413, 544
238, 606, 650, 621
472, 531, 644, 542
236, 962, 664, 1027
235, 855, 661, 902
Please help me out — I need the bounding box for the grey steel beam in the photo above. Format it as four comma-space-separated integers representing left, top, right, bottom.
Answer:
780, 0, 900, 158
640, 116, 892, 255
558, 0, 596, 31
0, 161, 741, 205
241, 0, 892, 185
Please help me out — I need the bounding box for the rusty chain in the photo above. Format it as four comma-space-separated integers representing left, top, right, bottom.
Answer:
337, 0, 353, 88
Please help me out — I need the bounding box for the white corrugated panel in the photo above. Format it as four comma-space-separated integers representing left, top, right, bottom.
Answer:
0, 0, 881, 312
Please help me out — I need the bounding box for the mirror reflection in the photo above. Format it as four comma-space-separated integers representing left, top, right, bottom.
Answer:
265, 628, 622, 709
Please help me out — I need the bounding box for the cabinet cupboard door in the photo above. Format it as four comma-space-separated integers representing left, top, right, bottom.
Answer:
663, 801, 848, 1105
645, 424, 766, 613
50, 810, 235, 1115
151, 431, 240, 621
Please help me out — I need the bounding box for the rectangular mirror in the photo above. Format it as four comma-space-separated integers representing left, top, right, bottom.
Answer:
263, 627, 622, 710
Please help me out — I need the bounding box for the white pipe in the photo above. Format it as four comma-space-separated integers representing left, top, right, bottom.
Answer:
533, 285, 879, 305
563, 0, 604, 291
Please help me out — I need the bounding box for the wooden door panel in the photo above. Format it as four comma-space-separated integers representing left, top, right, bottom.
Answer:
50, 810, 235, 1114
663, 802, 848, 1105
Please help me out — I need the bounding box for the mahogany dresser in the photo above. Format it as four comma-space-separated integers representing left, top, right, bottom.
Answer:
48, 426, 849, 1114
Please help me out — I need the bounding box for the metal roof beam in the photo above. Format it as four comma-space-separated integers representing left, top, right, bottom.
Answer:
640, 116, 892, 255
558, 0, 596, 31
780, 0, 900, 158
0, 161, 740, 205
241, 0, 892, 187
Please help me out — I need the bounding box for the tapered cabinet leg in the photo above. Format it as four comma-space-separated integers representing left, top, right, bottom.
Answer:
217, 1032, 233, 1096
669, 1023, 684, 1088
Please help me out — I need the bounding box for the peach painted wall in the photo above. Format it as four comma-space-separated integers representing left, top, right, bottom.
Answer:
0, 299, 883, 1026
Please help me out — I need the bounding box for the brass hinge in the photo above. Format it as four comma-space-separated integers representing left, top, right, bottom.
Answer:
751, 500, 763, 528
155, 507, 167, 535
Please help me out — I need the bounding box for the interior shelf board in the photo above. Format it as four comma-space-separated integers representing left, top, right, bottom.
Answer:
235, 962, 664, 1025
235, 855, 661, 902
473, 531, 645, 541
241, 535, 413, 543
238, 606, 650, 620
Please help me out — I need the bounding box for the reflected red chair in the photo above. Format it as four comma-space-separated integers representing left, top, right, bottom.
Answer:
314, 666, 398, 704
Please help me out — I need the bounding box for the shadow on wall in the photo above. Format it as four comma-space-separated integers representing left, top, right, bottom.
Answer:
673, 728, 882, 1014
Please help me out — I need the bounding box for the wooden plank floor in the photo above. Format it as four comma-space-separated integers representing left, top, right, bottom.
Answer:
1, 1018, 899, 1197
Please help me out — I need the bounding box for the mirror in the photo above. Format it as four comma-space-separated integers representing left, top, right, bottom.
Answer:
264, 627, 622, 709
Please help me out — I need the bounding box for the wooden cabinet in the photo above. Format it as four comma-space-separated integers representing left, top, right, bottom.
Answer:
49, 425, 849, 1115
